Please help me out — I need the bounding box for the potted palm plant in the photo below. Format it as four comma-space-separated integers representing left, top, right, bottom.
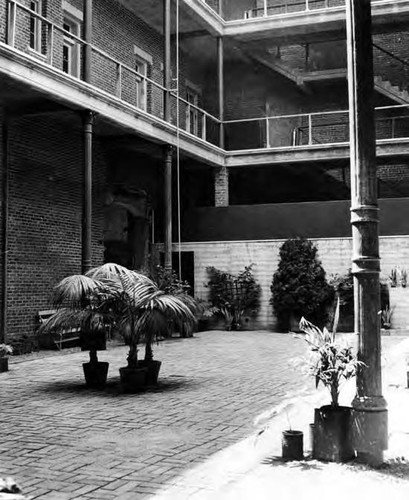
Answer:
38, 274, 120, 388
87, 263, 196, 392
298, 316, 364, 462
0, 344, 13, 373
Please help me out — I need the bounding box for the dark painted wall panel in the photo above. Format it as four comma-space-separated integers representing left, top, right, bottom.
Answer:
181, 198, 409, 242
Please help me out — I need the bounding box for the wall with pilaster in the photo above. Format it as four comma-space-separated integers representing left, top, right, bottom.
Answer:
0, 108, 106, 342
176, 236, 409, 330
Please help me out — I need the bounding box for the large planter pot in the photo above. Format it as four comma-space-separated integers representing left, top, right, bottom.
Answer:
137, 360, 162, 386
0, 357, 9, 372
282, 430, 304, 461
82, 361, 109, 388
313, 405, 355, 463
119, 366, 148, 393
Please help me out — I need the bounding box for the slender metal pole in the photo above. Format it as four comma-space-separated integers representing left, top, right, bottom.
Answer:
83, 0, 92, 83
82, 111, 94, 274
163, 145, 173, 270
1, 114, 9, 343
217, 36, 224, 148
218, 0, 223, 17
163, 0, 171, 122
346, 0, 387, 466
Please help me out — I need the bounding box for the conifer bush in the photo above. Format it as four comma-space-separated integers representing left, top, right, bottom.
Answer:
270, 238, 334, 331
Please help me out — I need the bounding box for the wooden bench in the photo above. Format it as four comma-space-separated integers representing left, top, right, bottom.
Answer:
37, 310, 81, 350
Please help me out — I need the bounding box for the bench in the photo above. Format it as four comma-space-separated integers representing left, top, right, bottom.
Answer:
37, 309, 81, 350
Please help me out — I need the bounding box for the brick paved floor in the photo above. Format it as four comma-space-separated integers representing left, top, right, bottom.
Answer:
0, 331, 401, 499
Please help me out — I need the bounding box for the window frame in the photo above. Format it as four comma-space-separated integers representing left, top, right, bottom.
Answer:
134, 46, 153, 112
62, 12, 81, 77
29, 0, 42, 53
185, 82, 201, 136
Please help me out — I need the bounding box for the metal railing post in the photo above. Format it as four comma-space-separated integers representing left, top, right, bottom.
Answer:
265, 117, 270, 148
201, 114, 207, 141
308, 114, 313, 144
306, 0, 310, 11
264, 0, 268, 16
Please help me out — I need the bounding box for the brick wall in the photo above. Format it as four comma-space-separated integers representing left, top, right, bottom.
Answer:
174, 236, 409, 330
6, 0, 206, 124
223, 60, 302, 149
214, 166, 229, 206
0, 108, 106, 342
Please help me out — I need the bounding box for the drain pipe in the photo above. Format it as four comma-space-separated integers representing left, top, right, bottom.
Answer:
1, 114, 9, 343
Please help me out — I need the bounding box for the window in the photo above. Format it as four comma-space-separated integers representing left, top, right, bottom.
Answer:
29, 0, 42, 52
62, 13, 81, 77
133, 46, 152, 112
186, 87, 200, 136
135, 58, 148, 110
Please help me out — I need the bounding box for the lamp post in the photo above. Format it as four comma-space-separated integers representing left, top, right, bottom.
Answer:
346, 0, 388, 466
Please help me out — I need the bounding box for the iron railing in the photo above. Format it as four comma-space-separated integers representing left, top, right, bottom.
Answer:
6, 0, 222, 146
223, 105, 409, 151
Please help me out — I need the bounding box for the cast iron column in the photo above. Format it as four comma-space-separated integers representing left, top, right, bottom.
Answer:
163, 0, 171, 122
346, 0, 388, 466
163, 145, 173, 270
83, 0, 92, 83
217, 36, 224, 149
82, 111, 94, 274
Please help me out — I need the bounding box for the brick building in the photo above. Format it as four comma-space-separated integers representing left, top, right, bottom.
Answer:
1, 0, 409, 342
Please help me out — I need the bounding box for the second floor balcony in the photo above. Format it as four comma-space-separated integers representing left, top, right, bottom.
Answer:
1, 0, 409, 167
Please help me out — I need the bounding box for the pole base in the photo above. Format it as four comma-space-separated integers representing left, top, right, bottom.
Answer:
351, 395, 388, 467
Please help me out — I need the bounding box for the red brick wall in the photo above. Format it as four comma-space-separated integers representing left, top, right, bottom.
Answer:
0, 108, 106, 342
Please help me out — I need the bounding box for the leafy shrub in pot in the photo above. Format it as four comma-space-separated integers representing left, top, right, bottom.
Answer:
206, 264, 261, 330
87, 264, 197, 391
298, 316, 364, 462
271, 238, 334, 331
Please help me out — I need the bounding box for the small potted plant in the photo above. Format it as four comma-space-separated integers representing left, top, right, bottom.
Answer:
0, 344, 13, 372
298, 316, 364, 462
381, 305, 394, 330
400, 268, 407, 288
389, 267, 398, 288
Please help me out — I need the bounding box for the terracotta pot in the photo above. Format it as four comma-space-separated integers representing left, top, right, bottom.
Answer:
0, 357, 8, 373
137, 360, 162, 385
282, 430, 304, 461
82, 361, 109, 388
313, 405, 355, 463
119, 366, 148, 393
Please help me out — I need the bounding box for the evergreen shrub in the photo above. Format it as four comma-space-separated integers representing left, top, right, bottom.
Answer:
270, 238, 334, 331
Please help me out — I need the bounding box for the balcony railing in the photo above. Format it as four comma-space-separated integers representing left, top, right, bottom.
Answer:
6, 0, 222, 147
202, 0, 396, 21
4, 1, 409, 155
224, 105, 409, 151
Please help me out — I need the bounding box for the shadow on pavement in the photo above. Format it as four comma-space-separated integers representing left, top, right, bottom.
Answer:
262, 456, 323, 471
262, 455, 409, 481
37, 375, 203, 397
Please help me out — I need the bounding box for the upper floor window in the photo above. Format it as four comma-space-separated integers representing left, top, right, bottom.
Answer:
29, 0, 42, 52
62, 3, 83, 77
186, 84, 201, 136
134, 46, 153, 112
63, 15, 81, 77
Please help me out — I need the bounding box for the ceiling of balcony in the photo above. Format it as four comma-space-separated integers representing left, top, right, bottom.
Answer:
117, 0, 205, 35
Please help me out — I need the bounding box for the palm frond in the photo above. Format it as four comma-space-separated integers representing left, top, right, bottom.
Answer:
53, 275, 104, 308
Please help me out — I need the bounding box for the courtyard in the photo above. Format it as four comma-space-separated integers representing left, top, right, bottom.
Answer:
1, 331, 313, 499
0, 331, 405, 499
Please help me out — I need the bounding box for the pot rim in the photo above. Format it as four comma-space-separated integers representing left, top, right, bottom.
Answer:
282, 429, 303, 436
